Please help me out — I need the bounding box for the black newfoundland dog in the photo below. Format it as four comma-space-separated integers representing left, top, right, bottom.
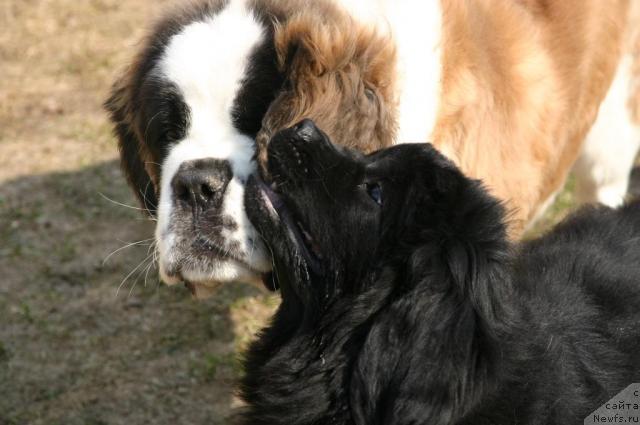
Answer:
242, 119, 640, 424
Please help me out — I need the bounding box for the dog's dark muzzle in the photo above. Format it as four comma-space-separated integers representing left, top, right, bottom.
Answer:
266, 119, 338, 188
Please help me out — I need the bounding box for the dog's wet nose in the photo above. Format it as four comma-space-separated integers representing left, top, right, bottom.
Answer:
172, 159, 232, 210
293, 119, 323, 143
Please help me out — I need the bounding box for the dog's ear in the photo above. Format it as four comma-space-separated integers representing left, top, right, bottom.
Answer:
350, 256, 510, 424
349, 269, 494, 424
409, 154, 512, 323
105, 75, 158, 216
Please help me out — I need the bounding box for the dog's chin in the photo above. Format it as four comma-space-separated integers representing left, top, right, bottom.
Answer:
245, 176, 323, 281
159, 258, 268, 298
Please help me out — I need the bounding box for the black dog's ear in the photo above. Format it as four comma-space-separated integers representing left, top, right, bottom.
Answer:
350, 252, 510, 424
105, 75, 158, 216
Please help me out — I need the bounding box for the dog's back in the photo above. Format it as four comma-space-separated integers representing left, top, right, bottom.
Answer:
520, 201, 640, 361
467, 202, 640, 423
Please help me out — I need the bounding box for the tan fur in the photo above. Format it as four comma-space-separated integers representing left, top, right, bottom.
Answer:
255, 0, 397, 170
432, 0, 630, 235
627, 1, 640, 124
258, 0, 636, 236
110, 0, 637, 238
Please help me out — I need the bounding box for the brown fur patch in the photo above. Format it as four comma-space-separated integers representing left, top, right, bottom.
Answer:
255, 1, 397, 171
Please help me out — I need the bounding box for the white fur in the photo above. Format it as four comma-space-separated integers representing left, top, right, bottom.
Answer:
336, 0, 443, 144
383, 0, 442, 144
155, 0, 271, 287
573, 55, 640, 207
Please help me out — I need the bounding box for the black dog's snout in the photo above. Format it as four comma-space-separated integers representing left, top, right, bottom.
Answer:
172, 159, 232, 209
292, 119, 324, 143
267, 119, 338, 188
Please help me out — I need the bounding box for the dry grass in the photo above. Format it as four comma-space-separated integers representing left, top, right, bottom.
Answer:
0, 2, 278, 424
0, 1, 635, 424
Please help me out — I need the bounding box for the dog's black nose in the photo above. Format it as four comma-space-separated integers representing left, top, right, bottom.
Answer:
172, 159, 232, 209
293, 119, 323, 143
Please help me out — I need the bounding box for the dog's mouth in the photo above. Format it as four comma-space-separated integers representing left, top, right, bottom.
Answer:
251, 177, 324, 274
159, 248, 270, 297
182, 279, 219, 299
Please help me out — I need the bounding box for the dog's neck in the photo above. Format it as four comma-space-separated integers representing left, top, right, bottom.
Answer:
239, 257, 523, 424
239, 271, 394, 424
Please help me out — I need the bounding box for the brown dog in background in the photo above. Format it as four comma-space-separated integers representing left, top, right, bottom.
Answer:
106, 0, 640, 294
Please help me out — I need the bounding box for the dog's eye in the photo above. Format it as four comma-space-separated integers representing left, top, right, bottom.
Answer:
364, 87, 377, 102
366, 183, 382, 206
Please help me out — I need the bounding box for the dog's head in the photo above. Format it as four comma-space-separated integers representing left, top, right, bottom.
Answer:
255, 8, 397, 170
247, 119, 508, 303
246, 120, 513, 422
105, 0, 396, 295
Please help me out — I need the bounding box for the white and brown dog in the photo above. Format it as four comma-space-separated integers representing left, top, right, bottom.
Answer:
106, 0, 640, 295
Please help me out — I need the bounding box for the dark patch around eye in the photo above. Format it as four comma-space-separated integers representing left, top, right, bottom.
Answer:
231, 28, 285, 138
140, 79, 191, 164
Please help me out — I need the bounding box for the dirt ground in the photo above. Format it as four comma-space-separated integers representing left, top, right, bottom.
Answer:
0, 1, 638, 424
0, 1, 278, 424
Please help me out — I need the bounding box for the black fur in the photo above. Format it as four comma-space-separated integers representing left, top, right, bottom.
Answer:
242, 120, 640, 424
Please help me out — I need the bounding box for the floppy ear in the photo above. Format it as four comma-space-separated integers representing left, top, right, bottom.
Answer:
105, 76, 158, 216
349, 269, 485, 424
350, 254, 510, 424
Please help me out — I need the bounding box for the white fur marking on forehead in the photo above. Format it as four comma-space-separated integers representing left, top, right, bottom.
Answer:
159, 0, 264, 174
160, 0, 263, 117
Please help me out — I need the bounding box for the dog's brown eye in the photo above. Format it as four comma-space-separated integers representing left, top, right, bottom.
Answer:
366, 183, 382, 206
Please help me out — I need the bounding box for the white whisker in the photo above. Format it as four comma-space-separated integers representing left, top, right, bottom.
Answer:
103, 238, 154, 265
99, 192, 149, 212
115, 252, 155, 298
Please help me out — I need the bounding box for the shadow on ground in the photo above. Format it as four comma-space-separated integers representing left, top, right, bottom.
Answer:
1, 157, 638, 425
0, 160, 275, 425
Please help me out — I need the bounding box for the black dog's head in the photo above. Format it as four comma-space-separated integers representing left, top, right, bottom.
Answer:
246, 119, 509, 314
244, 120, 515, 423
242, 119, 527, 424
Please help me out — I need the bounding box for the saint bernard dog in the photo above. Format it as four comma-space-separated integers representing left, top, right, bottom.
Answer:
106, 0, 640, 295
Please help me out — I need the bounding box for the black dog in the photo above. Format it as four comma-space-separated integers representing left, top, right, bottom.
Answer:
242, 119, 640, 424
